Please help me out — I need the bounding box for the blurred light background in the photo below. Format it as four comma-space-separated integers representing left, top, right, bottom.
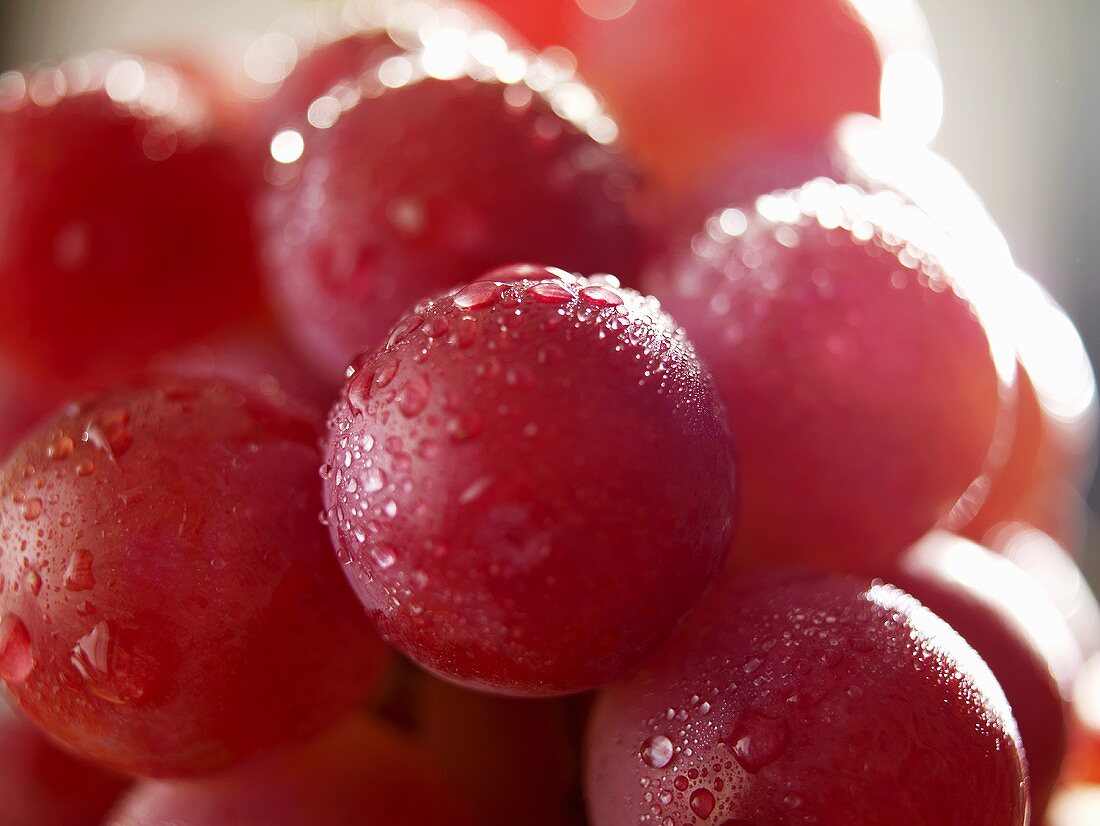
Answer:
2, 0, 1097, 545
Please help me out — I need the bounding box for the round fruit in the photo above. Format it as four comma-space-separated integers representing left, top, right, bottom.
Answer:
324, 266, 736, 695
644, 179, 1014, 570
0, 695, 129, 826
259, 33, 642, 378
586, 570, 1028, 825
0, 379, 390, 777
105, 716, 475, 825
0, 52, 262, 385
888, 531, 1080, 819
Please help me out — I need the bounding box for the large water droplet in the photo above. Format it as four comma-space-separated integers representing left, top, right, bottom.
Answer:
398, 374, 430, 418
726, 717, 789, 774
689, 788, 716, 819
453, 281, 501, 310
83, 409, 134, 460
579, 285, 624, 308
387, 314, 425, 348
0, 614, 34, 683
371, 544, 397, 570
47, 435, 74, 460
640, 735, 674, 769
64, 549, 95, 592
527, 282, 574, 304
20, 498, 43, 521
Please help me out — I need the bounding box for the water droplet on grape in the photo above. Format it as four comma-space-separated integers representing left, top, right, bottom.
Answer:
640, 734, 674, 769
371, 544, 397, 570
46, 435, 74, 460
398, 375, 430, 418
453, 281, 502, 310
579, 285, 623, 307
726, 717, 789, 774
526, 282, 574, 304
0, 613, 34, 682
63, 549, 95, 591
690, 788, 716, 818
21, 497, 43, 521
387, 314, 425, 348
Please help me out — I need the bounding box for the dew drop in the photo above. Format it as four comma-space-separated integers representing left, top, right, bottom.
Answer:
453, 281, 501, 310
371, 544, 397, 570
579, 285, 624, 307
526, 282, 574, 304
398, 374, 430, 418
726, 717, 789, 774
374, 358, 400, 389
46, 435, 74, 460
640, 735, 674, 769
0, 613, 34, 683
690, 788, 716, 819
387, 314, 425, 348
25, 569, 42, 597
20, 498, 43, 521
75, 459, 95, 477
423, 316, 451, 337
364, 467, 386, 493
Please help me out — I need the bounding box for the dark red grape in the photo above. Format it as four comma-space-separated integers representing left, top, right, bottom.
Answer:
324, 267, 736, 695
0, 695, 129, 826
0, 52, 262, 386
105, 715, 476, 825
259, 32, 643, 378
0, 379, 390, 777
644, 180, 1014, 571
586, 570, 1028, 825
888, 531, 1081, 819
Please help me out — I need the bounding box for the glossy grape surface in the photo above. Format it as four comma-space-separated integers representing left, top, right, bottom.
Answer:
0, 380, 390, 776
324, 267, 736, 695
586, 570, 1029, 825
259, 35, 642, 377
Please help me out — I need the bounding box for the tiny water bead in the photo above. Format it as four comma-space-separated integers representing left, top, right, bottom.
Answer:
324, 267, 736, 696
0, 379, 390, 777
586, 571, 1028, 825
259, 22, 644, 377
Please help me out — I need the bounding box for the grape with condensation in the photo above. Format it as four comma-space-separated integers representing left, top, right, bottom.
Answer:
416, 673, 586, 825
644, 179, 1014, 571
0, 696, 129, 826
259, 32, 642, 378
586, 570, 1028, 825
324, 266, 735, 695
105, 716, 475, 825
0, 380, 390, 777
563, 0, 939, 191
888, 531, 1081, 819
0, 52, 262, 386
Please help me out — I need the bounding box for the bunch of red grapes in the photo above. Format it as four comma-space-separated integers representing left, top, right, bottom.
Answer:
1, 1, 1098, 824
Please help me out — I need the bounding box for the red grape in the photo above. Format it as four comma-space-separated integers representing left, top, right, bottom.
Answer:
888, 531, 1080, 819
564, 0, 939, 191
644, 180, 1014, 570
0, 695, 129, 826
105, 715, 476, 825
324, 267, 736, 695
586, 570, 1028, 825
0, 379, 390, 777
0, 52, 262, 386
259, 32, 643, 378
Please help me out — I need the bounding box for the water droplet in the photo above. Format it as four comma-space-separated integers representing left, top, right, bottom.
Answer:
374, 358, 400, 389
371, 544, 397, 570
423, 316, 451, 337
579, 285, 624, 307
25, 569, 42, 596
64, 549, 95, 591
83, 409, 133, 461
398, 374, 430, 418
0, 614, 34, 682
690, 788, 716, 819
47, 435, 74, 460
364, 467, 386, 493
726, 717, 789, 774
447, 410, 484, 443
75, 459, 95, 477
527, 282, 574, 304
640, 735, 674, 769
674, 775, 690, 792
387, 314, 425, 348
21, 498, 43, 521
453, 281, 501, 310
